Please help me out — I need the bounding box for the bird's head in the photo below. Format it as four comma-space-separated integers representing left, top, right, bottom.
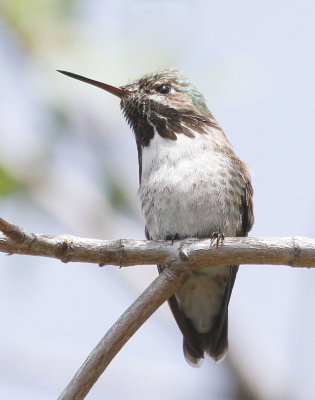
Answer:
58, 68, 220, 146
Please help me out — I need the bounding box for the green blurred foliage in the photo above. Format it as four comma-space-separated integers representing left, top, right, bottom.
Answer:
107, 176, 130, 211
0, 165, 20, 196
1, 0, 74, 50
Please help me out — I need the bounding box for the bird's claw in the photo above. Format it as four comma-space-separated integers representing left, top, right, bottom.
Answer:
165, 234, 180, 245
210, 232, 225, 248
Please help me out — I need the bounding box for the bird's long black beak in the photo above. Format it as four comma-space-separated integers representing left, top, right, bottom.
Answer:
57, 70, 126, 98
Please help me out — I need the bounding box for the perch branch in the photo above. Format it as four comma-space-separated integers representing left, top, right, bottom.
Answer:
0, 217, 314, 268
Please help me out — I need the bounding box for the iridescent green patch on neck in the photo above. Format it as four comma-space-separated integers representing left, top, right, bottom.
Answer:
174, 82, 208, 115
167, 72, 208, 116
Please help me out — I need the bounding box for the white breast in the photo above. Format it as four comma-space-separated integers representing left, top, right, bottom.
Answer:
139, 130, 243, 240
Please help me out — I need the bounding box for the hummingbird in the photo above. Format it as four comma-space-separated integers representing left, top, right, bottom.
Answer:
58, 68, 254, 365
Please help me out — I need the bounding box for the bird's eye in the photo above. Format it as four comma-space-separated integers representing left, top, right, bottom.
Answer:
156, 85, 171, 95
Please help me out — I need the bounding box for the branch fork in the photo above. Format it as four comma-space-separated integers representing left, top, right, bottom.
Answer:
0, 216, 314, 399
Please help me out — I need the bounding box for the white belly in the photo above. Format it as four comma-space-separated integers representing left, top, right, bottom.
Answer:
139, 132, 243, 240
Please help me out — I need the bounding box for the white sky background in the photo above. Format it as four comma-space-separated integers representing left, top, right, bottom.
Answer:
0, 1, 314, 399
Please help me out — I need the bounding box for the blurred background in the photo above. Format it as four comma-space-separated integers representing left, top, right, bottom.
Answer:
0, 1, 314, 399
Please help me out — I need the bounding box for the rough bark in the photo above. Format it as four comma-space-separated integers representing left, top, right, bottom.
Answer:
0, 218, 314, 269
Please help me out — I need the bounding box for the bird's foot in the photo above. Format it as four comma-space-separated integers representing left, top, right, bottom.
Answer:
210, 232, 225, 248
165, 233, 180, 245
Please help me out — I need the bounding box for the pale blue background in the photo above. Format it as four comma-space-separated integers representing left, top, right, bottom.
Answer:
0, 1, 314, 399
